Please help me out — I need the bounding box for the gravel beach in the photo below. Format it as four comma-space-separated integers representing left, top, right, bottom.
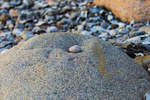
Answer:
0, 0, 150, 53
0, 0, 150, 99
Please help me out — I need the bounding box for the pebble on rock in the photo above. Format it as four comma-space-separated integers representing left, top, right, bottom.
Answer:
0, 0, 150, 61
69, 45, 82, 53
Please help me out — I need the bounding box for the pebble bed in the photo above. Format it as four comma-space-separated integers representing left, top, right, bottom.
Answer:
0, 0, 150, 57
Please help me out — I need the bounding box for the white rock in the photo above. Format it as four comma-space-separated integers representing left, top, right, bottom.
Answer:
91, 26, 105, 33
80, 11, 88, 18
35, 19, 45, 26
110, 20, 118, 24
109, 30, 118, 36
107, 15, 113, 21
119, 28, 129, 34
46, 26, 57, 33
99, 10, 104, 14
144, 90, 150, 100
118, 22, 126, 28
86, 22, 96, 27
77, 25, 84, 32
135, 53, 144, 57
69, 45, 82, 53
147, 68, 150, 72
80, 31, 91, 35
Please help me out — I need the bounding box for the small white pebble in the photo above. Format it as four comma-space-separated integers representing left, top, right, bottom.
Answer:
69, 45, 82, 53
144, 90, 150, 100
148, 68, 150, 72
46, 26, 57, 33
118, 22, 126, 28
107, 15, 113, 21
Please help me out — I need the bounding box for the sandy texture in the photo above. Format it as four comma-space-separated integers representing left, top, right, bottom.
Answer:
0, 32, 149, 100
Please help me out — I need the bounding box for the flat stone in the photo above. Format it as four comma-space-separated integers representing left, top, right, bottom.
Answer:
0, 32, 149, 100
69, 45, 82, 53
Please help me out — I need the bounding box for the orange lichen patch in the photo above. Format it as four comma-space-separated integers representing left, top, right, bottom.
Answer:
90, 39, 112, 82
92, 42, 106, 76
94, 0, 150, 22
87, 39, 108, 77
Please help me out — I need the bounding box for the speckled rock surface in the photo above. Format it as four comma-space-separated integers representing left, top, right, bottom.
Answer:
0, 32, 150, 100
94, 0, 150, 22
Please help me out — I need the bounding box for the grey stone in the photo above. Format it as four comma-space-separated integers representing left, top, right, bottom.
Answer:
0, 32, 149, 100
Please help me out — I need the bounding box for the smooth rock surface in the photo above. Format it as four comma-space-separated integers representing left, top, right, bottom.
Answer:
94, 0, 150, 22
0, 32, 150, 100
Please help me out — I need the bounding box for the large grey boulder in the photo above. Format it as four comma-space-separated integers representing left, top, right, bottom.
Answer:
0, 32, 150, 100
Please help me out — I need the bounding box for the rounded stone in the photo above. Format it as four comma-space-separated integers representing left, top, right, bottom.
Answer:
69, 45, 82, 53
0, 32, 149, 100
